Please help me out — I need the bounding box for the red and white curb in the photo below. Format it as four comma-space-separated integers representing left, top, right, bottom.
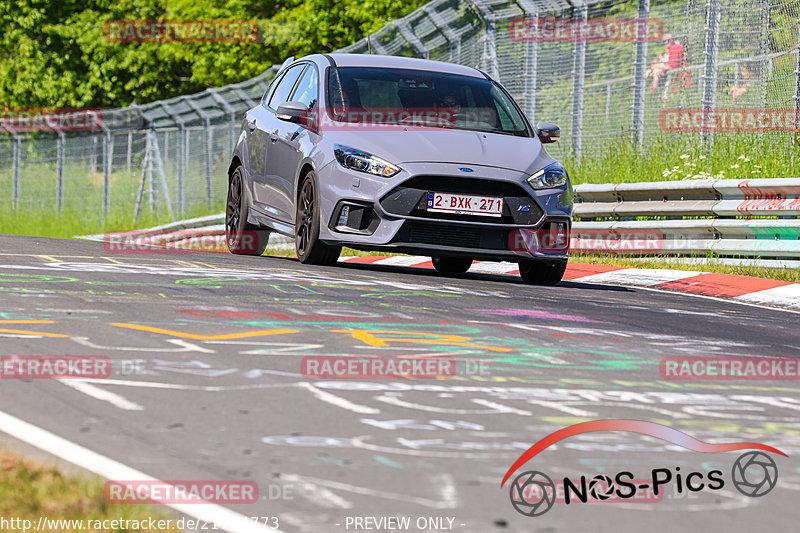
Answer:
339, 256, 800, 311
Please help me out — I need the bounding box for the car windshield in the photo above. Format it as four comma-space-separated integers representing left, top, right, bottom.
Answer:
326, 66, 530, 136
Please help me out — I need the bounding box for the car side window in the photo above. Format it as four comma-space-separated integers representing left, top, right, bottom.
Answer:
290, 65, 319, 109
267, 65, 306, 110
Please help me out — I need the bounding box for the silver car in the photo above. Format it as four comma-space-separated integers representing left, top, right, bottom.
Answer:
226, 54, 572, 284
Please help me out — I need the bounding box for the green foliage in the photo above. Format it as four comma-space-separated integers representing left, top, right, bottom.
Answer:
0, 0, 426, 109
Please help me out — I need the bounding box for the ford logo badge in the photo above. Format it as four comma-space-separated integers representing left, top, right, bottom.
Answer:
458, 167, 474, 173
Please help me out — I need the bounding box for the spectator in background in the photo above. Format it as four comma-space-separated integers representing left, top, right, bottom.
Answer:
665, 35, 688, 71
728, 63, 758, 102
661, 35, 691, 105
647, 37, 671, 92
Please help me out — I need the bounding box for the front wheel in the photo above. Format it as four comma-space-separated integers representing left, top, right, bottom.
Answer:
295, 172, 341, 266
226, 165, 270, 255
518, 259, 567, 285
431, 256, 472, 274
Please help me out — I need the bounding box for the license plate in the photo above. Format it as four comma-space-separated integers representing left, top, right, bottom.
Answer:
426, 192, 504, 217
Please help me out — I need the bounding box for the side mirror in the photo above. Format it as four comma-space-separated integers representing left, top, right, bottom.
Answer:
536, 121, 560, 143
276, 101, 308, 124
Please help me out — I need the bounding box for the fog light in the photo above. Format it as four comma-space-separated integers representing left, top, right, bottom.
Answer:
338, 205, 350, 226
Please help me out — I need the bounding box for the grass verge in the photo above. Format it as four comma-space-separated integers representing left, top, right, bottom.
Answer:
0, 448, 179, 532
563, 131, 799, 184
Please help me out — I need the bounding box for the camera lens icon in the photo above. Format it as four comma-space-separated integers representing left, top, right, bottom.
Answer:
732, 451, 778, 497
509, 471, 556, 517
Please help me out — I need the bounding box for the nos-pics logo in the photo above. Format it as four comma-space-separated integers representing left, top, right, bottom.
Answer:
501, 419, 784, 517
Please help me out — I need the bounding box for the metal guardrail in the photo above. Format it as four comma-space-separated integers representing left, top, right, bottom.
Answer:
573, 178, 800, 258
75, 178, 800, 262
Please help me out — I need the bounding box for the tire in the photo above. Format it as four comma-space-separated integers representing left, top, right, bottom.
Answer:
295, 172, 341, 265
226, 165, 270, 256
431, 256, 473, 274
518, 259, 567, 285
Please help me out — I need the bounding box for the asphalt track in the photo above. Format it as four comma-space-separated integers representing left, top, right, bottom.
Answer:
0, 234, 798, 533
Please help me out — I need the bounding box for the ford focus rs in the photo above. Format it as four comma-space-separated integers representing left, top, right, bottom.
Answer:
226, 53, 573, 284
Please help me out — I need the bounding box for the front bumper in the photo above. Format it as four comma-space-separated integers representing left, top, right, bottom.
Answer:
315, 161, 572, 262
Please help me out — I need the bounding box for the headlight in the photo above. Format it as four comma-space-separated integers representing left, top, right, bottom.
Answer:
527, 162, 568, 189
334, 145, 400, 178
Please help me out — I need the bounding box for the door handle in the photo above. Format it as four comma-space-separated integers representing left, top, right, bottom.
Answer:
248, 119, 256, 133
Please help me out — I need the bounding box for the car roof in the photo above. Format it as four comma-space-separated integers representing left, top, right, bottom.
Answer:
296, 53, 487, 79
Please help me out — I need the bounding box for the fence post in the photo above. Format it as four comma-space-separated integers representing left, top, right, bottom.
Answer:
56, 132, 65, 213
701, 0, 721, 148
632, 0, 650, 149
206, 88, 237, 159
205, 120, 213, 209
396, 19, 429, 59
571, 1, 588, 160
88, 135, 96, 173
423, 4, 461, 62
102, 128, 111, 214
11, 131, 21, 212
178, 126, 185, 217
126, 132, 132, 173
148, 130, 156, 215
794, 18, 800, 150
467, 0, 499, 79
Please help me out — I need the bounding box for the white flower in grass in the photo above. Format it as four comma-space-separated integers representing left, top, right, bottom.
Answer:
679, 154, 691, 160
730, 163, 740, 169
737, 155, 750, 162
699, 155, 706, 160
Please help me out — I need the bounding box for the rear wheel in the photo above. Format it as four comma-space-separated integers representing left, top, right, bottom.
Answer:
431, 256, 473, 274
518, 259, 567, 285
295, 172, 341, 265
226, 165, 270, 255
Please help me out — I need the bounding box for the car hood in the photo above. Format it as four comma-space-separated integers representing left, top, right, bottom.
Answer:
324, 128, 545, 174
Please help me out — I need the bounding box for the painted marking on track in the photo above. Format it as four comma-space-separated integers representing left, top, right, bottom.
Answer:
0, 320, 56, 324
332, 330, 512, 352
60, 381, 144, 411
374, 393, 530, 416
0, 320, 69, 338
100, 257, 124, 264
192, 261, 220, 270
280, 474, 354, 509
74, 378, 295, 392
0, 410, 278, 533
71, 337, 216, 353
297, 382, 380, 415
34, 255, 63, 263
110, 323, 299, 341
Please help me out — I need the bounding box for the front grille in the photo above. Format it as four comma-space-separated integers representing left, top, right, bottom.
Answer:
380, 175, 543, 225
399, 176, 527, 196
396, 221, 508, 250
